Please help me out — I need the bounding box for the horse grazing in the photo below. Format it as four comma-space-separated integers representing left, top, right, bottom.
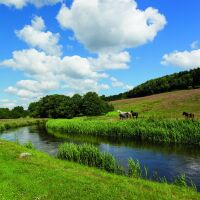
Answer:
183, 112, 194, 120
117, 110, 132, 120
131, 110, 139, 119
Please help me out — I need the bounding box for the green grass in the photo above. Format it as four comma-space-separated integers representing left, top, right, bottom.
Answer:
0, 140, 199, 200
111, 89, 200, 119
46, 118, 200, 145
0, 118, 47, 132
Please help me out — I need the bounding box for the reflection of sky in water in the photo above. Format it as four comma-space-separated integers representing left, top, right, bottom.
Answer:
1, 126, 200, 190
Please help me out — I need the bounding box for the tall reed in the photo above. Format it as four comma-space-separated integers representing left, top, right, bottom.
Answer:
47, 118, 200, 145
57, 143, 123, 174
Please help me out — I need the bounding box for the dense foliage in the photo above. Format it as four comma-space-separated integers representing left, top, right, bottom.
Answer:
0, 106, 28, 119
105, 68, 200, 101
46, 118, 200, 145
28, 92, 114, 118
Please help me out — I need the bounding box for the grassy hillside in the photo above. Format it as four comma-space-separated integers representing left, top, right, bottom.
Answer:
111, 89, 200, 119
0, 140, 199, 200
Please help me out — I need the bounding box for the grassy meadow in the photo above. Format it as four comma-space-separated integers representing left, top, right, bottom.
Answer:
111, 89, 200, 119
0, 140, 199, 200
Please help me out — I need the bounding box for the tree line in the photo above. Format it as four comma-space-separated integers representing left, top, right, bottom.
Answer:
0, 92, 113, 119
28, 92, 113, 118
0, 106, 28, 119
104, 68, 200, 101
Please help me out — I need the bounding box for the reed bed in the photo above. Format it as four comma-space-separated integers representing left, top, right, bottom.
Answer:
47, 118, 200, 145
0, 118, 46, 132
57, 143, 123, 174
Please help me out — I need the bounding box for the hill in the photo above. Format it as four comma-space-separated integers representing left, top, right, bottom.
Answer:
110, 89, 200, 119
105, 68, 200, 101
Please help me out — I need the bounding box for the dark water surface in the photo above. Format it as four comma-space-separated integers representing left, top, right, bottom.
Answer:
1, 125, 200, 190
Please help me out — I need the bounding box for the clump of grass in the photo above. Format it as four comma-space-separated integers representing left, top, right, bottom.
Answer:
23, 141, 35, 149
47, 118, 200, 145
57, 143, 122, 174
128, 158, 142, 178
174, 174, 187, 187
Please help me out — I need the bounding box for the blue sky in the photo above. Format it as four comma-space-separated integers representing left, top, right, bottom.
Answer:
0, 0, 200, 108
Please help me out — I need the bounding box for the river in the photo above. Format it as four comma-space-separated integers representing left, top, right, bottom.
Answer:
1, 125, 200, 190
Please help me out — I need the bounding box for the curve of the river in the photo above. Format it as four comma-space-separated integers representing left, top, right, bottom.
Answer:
1, 125, 200, 191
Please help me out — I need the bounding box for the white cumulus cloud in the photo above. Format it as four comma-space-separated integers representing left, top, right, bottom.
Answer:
0, 48, 112, 98
110, 77, 133, 90
57, 0, 166, 53
161, 49, 200, 69
89, 52, 130, 70
0, 0, 62, 9
16, 16, 62, 56
190, 41, 199, 50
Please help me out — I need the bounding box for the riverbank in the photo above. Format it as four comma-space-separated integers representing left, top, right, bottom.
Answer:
46, 118, 200, 145
0, 118, 47, 132
0, 140, 199, 200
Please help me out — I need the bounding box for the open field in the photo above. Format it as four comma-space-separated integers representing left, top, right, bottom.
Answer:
111, 89, 200, 119
0, 140, 199, 200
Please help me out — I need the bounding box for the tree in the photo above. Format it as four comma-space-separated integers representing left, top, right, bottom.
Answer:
28, 102, 40, 118
0, 108, 11, 119
82, 92, 113, 116
71, 94, 82, 116
11, 106, 27, 118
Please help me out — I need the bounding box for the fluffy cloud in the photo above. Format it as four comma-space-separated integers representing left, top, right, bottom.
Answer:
0, 48, 111, 98
63, 78, 110, 94
190, 41, 199, 50
0, 0, 62, 9
0, 99, 16, 108
16, 16, 62, 56
0, 48, 106, 79
1, 47, 133, 99
57, 0, 166, 53
110, 77, 133, 90
161, 49, 200, 69
5, 79, 59, 99
89, 51, 130, 70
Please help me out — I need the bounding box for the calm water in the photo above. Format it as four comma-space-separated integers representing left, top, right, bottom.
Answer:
1, 125, 200, 190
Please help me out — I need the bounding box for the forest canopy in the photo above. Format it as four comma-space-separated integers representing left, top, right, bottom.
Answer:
28, 92, 114, 118
104, 68, 200, 101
